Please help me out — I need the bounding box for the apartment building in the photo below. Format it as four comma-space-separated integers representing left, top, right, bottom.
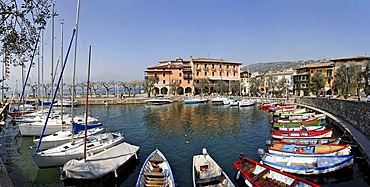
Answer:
145, 56, 242, 96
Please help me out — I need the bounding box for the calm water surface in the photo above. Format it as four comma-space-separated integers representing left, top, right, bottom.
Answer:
1, 102, 369, 186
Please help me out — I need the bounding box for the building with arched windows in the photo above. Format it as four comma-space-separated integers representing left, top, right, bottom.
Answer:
145, 56, 242, 96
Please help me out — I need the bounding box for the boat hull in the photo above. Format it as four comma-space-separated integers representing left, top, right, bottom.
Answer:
262, 154, 354, 175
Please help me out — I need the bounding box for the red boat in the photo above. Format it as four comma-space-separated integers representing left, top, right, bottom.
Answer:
260, 102, 277, 110
268, 105, 295, 112
272, 128, 333, 139
8, 111, 34, 118
234, 155, 320, 187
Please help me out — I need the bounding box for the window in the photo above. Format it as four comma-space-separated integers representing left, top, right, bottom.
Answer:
317, 70, 322, 73
327, 69, 332, 77
234, 73, 236, 76
212, 64, 215, 68
163, 80, 166, 84
187, 80, 190, 84
163, 72, 165, 77
219, 64, 222, 68
328, 78, 331, 84
179, 72, 182, 77
204, 64, 208, 68
311, 70, 313, 73
197, 72, 200, 76
179, 80, 182, 84
220, 72, 222, 76
205, 72, 207, 76
196, 64, 200, 68
227, 65, 229, 69
212, 72, 215, 76
227, 72, 229, 76
154, 72, 157, 77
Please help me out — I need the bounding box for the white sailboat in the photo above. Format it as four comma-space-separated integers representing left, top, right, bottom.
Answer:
61, 45, 140, 181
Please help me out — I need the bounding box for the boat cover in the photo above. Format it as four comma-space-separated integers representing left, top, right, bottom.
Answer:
73, 123, 103, 134
62, 142, 139, 180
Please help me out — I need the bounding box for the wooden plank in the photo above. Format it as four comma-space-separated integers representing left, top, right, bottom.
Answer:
195, 175, 226, 184
252, 169, 269, 181
144, 171, 165, 177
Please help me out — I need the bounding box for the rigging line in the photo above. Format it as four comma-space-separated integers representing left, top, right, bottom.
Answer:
80, 1, 103, 82
16, 30, 41, 114
35, 28, 77, 153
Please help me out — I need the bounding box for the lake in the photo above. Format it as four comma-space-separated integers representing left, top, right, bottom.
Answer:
1, 102, 369, 186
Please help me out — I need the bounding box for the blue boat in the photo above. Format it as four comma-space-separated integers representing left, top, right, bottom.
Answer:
261, 153, 354, 175
184, 98, 208, 104
38, 99, 58, 106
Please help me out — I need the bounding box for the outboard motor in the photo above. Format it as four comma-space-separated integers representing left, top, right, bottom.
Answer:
257, 148, 266, 158
265, 139, 273, 146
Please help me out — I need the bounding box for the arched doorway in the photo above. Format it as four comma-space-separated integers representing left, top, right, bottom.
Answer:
161, 87, 168, 95
185, 87, 192, 95
177, 87, 184, 95
153, 87, 160, 96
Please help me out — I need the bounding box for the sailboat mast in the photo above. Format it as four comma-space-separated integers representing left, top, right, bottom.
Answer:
84, 46, 91, 161
71, 0, 81, 132
60, 20, 64, 123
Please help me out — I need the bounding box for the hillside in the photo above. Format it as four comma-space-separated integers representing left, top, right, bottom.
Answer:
242, 60, 319, 73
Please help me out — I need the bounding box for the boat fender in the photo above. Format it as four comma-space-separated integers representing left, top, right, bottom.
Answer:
257, 148, 265, 158
236, 171, 240, 180
265, 140, 272, 146
135, 153, 138, 160
114, 169, 118, 177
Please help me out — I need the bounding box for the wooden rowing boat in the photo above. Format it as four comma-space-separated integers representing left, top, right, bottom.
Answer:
234, 155, 320, 187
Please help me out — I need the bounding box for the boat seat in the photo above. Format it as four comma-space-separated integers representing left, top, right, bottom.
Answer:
252, 168, 269, 181
144, 171, 165, 177
195, 175, 225, 184
289, 179, 299, 187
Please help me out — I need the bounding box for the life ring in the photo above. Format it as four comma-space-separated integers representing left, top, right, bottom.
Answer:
296, 148, 304, 153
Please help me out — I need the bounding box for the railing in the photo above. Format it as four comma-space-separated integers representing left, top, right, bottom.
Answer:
183, 75, 192, 79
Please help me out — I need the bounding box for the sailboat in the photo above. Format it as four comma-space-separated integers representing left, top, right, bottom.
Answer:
61, 45, 140, 181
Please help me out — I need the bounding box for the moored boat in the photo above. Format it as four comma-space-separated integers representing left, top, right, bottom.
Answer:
193, 148, 235, 187
267, 141, 351, 156
271, 129, 333, 139
61, 142, 140, 181
145, 98, 173, 105
280, 137, 341, 145
136, 149, 175, 187
234, 155, 320, 187
276, 125, 325, 131
273, 117, 321, 128
184, 98, 208, 104
261, 153, 354, 175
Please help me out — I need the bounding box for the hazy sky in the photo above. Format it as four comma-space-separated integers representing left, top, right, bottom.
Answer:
6, 0, 370, 92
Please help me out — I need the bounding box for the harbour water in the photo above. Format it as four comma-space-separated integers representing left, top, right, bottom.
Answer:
1, 102, 369, 186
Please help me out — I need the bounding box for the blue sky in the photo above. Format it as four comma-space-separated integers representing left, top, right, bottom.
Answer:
6, 0, 370, 93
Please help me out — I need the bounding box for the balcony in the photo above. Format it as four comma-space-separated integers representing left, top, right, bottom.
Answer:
183, 68, 192, 72
203, 67, 209, 71
196, 67, 201, 71
183, 75, 193, 79
211, 68, 217, 72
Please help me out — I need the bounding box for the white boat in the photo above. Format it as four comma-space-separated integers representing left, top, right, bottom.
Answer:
261, 153, 354, 175
145, 98, 173, 105
61, 142, 140, 181
193, 148, 235, 187
229, 100, 239, 107
211, 97, 228, 105
19, 114, 99, 136
32, 132, 125, 168
33, 124, 105, 150
239, 100, 256, 107
136, 149, 175, 187
276, 125, 326, 131
54, 100, 79, 107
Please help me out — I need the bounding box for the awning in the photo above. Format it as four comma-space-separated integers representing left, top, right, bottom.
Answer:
207, 76, 240, 81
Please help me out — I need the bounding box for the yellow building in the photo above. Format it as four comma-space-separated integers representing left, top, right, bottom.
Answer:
293, 62, 335, 96
145, 56, 242, 96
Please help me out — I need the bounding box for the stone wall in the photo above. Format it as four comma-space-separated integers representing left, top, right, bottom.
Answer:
299, 97, 370, 139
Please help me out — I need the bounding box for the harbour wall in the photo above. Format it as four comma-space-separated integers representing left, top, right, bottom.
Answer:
298, 97, 370, 139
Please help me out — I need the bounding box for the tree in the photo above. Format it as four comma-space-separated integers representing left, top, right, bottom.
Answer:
100, 81, 114, 97
215, 81, 228, 95
169, 79, 181, 95
266, 76, 277, 95
26, 83, 37, 97
229, 80, 241, 95
1, 1, 51, 66
90, 81, 100, 96
143, 77, 157, 97
310, 72, 325, 96
194, 78, 209, 95
362, 61, 370, 95
276, 77, 289, 97
77, 82, 87, 96
334, 64, 362, 99
129, 80, 141, 97
249, 77, 262, 96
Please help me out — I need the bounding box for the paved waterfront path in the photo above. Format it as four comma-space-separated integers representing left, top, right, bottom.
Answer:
298, 103, 370, 165
0, 158, 13, 187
